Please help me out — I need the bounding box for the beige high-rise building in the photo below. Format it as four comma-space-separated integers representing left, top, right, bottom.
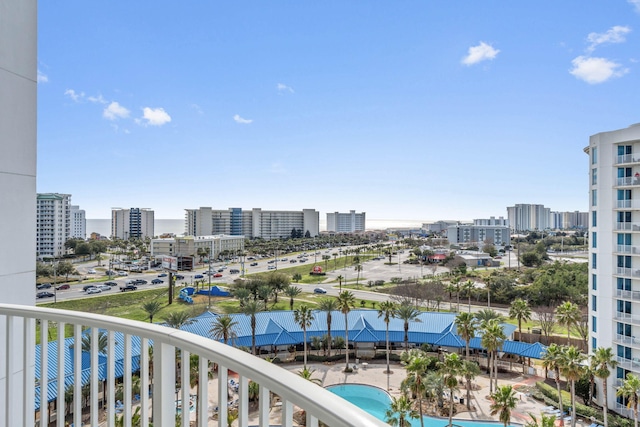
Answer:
111, 208, 155, 239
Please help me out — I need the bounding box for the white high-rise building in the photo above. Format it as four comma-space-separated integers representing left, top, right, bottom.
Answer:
70, 205, 86, 239
587, 123, 640, 418
0, 0, 36, 423
111, 208, 155, 239
36, 193, 71, 259
506, 203, 551, 231
326, 211, 366, 233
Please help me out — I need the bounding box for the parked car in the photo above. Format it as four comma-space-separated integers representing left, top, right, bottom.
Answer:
151, 279, 164, 284
36, 291, 55, 299
120, 284, 137, 292
175, 274, 185, 280
213, 273, 223, 278
85, 287, 102, 294
104, 270, 116, 276
194, 274, 204, 279
267, 265, 276, 270
87, 269, 97, 274
132, 279, 147, 285
117, 271, 128, 276
55, 284, 70, 290
290, 260, 297, 263
104, 281, 118, 287
36, 283, 52, 290
229, 269, 239, 274
250, 262, 258, 266
97, 284, 111, 291
158, 273, 168, 277
313, 288, 327, 294
83, 284, 97, 291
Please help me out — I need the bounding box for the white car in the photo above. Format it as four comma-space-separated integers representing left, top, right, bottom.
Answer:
97, 284, 111, 291
267, 265, 276, 270
117, 271, 128, 276
87, 269, 97, 274
85, 287, 102, 294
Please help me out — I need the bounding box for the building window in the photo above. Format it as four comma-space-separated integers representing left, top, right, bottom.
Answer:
592, 316, 597, 332
592, 189, 597, 207
592, 147, 598, 165
592, 253, 597, 269
592, 211, 597, 227
592, 295, 597, 311
592, 168, 597, 185
592, 337, 597, 350
592, 274, 597, 290
592, 232, 597, 248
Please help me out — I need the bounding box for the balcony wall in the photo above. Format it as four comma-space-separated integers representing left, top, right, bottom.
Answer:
0, 304, 386, 427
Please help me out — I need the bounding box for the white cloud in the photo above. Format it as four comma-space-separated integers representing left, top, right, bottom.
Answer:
191, 103, 204, 115
569, 56, 628, 84
233, 114, 253, 124
629, 0, 640, 13
139, 107, 172, 126
37, 70, 48, 83
277, 83, 294, 93
587, 26, 631, 52
64, 89, 85, 102
462, 42, 500, 66
87, 94, 107, 104
103, 101, 130, 120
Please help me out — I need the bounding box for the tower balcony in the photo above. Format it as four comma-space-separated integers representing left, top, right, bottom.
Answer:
616, 289, 640, 301
0, 304, 384, 427
616, 245, 640, 254
615, 267, 640, 278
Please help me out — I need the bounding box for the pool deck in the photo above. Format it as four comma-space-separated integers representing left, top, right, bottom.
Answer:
200, 359, 593, 426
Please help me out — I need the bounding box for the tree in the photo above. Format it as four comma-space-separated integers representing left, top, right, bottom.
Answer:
541, 343, 564, 418
354, 263, 363, 287
385, 395, 418, 427
56, 260, 77, 280
242, 300, 262, 355
396, 303, 421, 353
297, 366, 322, 385
556, 301, 581, 344
438, 352, 463, 427
164, 311, 195, 330
337, 275, 344, 292
455, 312, 477, 361
293, 305, 314, 369
461, 360, 481, 411
403, 352, 430, 427
481, 319, 506, 393
617, 373, 640, 427
593, 347, 618, 427
560, 345, 586, 427
337, 291, 356, 371
525, 413, 557, 427
509, 298, 532, 341
475, 308, 503, 324
322, 254, 331, 271
210, 314, 239, 345
142, 301, 163, 323
317, 298, 338, 357
283, 286, 302, 311
490, 385, 518, 427
378, 301, 397, 376
461, 280, 475, 312
535, 306, 556, 345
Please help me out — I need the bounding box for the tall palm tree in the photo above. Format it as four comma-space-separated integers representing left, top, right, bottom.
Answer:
481, 319, 506, 393
475, 308, 503, 324
509, 298, 532, 341
438, 352, 463, 427
142, 300, 163, 323
337, 290, 356, 371
396, 303, 421, 353
541, 343, 564, 419
560, 345, 585, 427
317, 298, 338, 357
385, 395, 418, 427
354, 263, 363, 287
455, 312, 477, 360
293, 305, 314, 369
461, 280, 475, 312
403, 352, 430, 427
461, 360, 481, 411
378, 301, 397, 376
164, 311, 195, 330
490, 385, 518, 427
242, 300, 262, 355
592, 347, 618, 427
210, 314, 239, 346
451, 277, 461, 312
617, 373, 640, 427
556, 301, 581, 344
283, 285, 302, 311
336, 275, 344, 292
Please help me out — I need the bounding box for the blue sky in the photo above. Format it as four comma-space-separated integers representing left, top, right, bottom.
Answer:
37, 1, 640, 221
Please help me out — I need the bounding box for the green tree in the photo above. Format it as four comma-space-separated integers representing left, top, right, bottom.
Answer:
461, 280, 475, 312
317, 298, 338, 357
560, 345, 585, 427
396, 303, 421, 353
617, 373, 640, 427
525, 413, 557, 427
481, 319, 506, 393
293, 305, 314, 369
164, 311, 195, 330
541, 343, 564, 419
403, 351, 430, 427
242, 300, 262, 355
461, 360, 481, 411
378, 301, 397, 376
509, 298, 532, 341
57, 260, 77, 280
385, 395, 418, 427
210, 314, 239, 345
592, 347, 618, 427
354, 263, 363, 287
438, 352, 463, 427
297, 366, 322, 385
337, 291, 356, 371
455, 312, 477, 361
283, 285, 301, 311
556, 301, 581, 344
337, 275, 344, 292
142, 300, 163, 323
490, 385, 518, 427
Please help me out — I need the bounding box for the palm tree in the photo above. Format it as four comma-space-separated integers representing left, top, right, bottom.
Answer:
481, 319, 506, 393
337, 275, 344, 292
461, 280, 475, 312
541, 343, 564, 419
385, 395, 418, 427
455, 312, 477, 360
293, 305, 314, 369
592, 347, 618, 427
451, 277, 461, 312
354, 263, 363, 287
337, 290, 356, 371
461, 359, 481, 411
475, 308, 503, 324
490, 385, 518, 427
396, 303, 421, 353
525, 413, 557, 427
438, 352, 463, 427
283, 285, 302, 311
142, 300, 163, 323
210, 314, 239, 346
402, 351, 430, 427
297, 366, 322, 385
164, 311, 195, 329
378, 301, 397, 376
242, 300, 262, 355
509, 298, 532, 341
617, 373, 640, 427
317, 298, 338, 357
560, 345, 586, 427
556, 301, 581, 344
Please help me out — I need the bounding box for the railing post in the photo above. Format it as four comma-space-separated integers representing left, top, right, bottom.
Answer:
107, 329, 116, 427
217, 365, 228, 427
39, 320, 48, 427
153, 341, 176, 427
281, 399, 293, 427
24, 317, 35, 427
124, 333, 132, 427
57, 322, 65, 427
259, 384, 270, 427
73, 324, 82, 427
4, 315, 14, 427
140, 337, 149, 426
90, 327, 99, 426
237, 375, 248, 427
197, 356, 208, 427
181, 349, 190, 427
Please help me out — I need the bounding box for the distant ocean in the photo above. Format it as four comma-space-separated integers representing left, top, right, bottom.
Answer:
86, 218, 430, 238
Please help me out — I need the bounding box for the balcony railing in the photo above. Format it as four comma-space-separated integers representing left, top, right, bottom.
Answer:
615, 356, 640, 371
615, 267, 640, 278
616, 154, 640, 165
616, 245, 640, 254
613, 334, 640, 348
614, 312, 640, 325
0, 304, 385, 427
616, 177, 640, 187
616, 289, 640, 301
616, 200, 640, 209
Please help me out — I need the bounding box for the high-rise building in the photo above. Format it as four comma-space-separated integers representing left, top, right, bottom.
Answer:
506, 204, 551, 231
587, 123, 640, 418
185, 207, 319, 239
111, 208, 155, 239
36, 193, 71, 259
70, 205, 86, 239
0, 1, 36, 423
326, 211, 366, 233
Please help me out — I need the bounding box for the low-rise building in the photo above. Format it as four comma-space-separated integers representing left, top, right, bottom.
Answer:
150, 235, 245, 261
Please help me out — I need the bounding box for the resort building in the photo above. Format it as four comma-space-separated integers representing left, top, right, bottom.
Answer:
150, 235, 245, 261
507, 203, 551, 232
423, 220, 458, 234
36, 193, 71, 259
446, 219, 511, 246
326, 211, 366, 233
587, 123, 640, 418
185, 207, 320, 239
70, 204, 86, 239
550, 210, 589, 230
111, 207, 155, 239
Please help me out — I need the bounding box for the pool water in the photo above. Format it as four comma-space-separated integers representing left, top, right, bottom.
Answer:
327, 384, 514, 427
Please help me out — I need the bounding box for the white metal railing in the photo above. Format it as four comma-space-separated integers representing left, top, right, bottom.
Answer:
616, 245, 640, 254
616, 154, 640, 165
615, 267, 640, 278
613, 312, 640, 325
615, 402, 634, 418
615, 356, 640, 371
615, 289, 640, 301
616, 222, 640, 231
1, 304, 385, 427
615, 200, 640, 209
616, 177, 640, 187
613, 334, 640, 348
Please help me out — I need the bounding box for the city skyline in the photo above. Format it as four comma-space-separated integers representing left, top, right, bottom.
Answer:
37, 2, 640, 219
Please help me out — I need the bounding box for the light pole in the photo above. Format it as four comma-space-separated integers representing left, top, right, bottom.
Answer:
208, 239, 212, 308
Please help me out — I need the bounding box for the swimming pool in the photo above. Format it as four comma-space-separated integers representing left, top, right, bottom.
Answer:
327, 384, 516, 427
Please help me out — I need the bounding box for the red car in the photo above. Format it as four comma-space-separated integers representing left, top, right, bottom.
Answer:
213, 273, 223, 278
56, 284, 70, 290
